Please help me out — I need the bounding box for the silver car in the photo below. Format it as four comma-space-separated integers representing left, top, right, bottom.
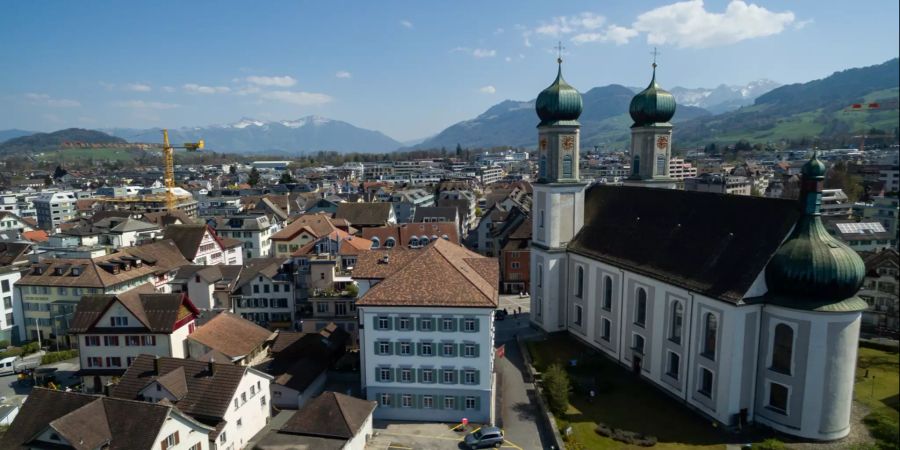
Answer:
464, 426, 505, 448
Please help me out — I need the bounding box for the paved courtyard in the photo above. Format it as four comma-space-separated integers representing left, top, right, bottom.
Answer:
368, 421, 528, 450
498, 294, 530, 317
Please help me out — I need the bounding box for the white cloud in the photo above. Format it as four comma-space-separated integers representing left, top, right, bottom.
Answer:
794, 18, 813, 30
335, 71, 352, 79
472, 48, 496, 58
494, 28, 504, 35
112, 100, 180, 109
123, 83, 152, 92
246, 75, 297, 87
479, 85, 496, 94
182, 83, 231, 94
260, 90, 333, 106
572, 25, 638, 45
161, 86, 176, 93
400, 19, 413, 29
24, 93, 81, 108
235, 86, 262, 96
505, 56, 513, 62
632, 0, 795, 48
536, 12, 606, 37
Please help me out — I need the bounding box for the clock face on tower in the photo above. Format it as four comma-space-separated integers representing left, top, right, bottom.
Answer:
656, 135, 669, 150
562, 135, 575, 151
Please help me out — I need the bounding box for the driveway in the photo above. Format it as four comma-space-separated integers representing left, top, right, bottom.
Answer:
369, 421, 528, 450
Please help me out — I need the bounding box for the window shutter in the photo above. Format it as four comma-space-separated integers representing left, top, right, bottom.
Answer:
394, 342, 401, 356
415, 394, 422, 409
451, 318, 458, 332
392, 393, 399, 408
373, 315, 379, 329
416, 342, 422, 356
374, 341, 381, 355
160, 439, 168, 450
110, 317, 115, 326
417, 368, 422, 383
415, 317, 421, 331
457, 395, 464, 410
437, 368, 443, 384
395, 368, 401, 382
435, 395, 443, 408
474, 396, 481, 410
473, 317, 480, 332
474, 370, 480, 385
174, 432, 179, 445
394, 316, 401, 330
474, 344, 480, 358
455, 370, 461, 384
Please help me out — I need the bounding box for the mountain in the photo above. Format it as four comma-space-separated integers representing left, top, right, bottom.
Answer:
0, 128, 126, 155
105, 116, 402, 154
415, 85, 710, 150
669, 80, 781, 114
676, 58, 900, 146
0, 129, 35, 144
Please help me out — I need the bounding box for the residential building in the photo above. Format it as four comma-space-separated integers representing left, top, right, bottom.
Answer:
530, 61, 867, 440
668, 158, 698, 180
0, 211, 34, 236
362, 222, 459, 249
0, 266, 20, 343
232, 258, 296, 329
0, 388, 214, 450
355, 239, 498, 423
859, 249, 899, 336
821, 189, 853, 216
68, 283, 200, 393
497, 216, 531, 295
0, 242, 30, 267
164, 224, 244, 265
252, 391, 375, 450
823, 218, 896, 251
335, 202, 397, 229
684, 173, 752, 195
112, 355, 272, 450
186, 312, 273, 366
212, 215, 275, 260
271, 213, 345, 258
34, 191, 77, 230
389, 189, 435, 223
13, 239, 191, 343
853, 194, 899, 239
169, 264, 243, 311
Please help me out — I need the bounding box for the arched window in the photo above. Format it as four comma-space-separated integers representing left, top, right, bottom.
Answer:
537, 264, 543, 288
703, 313, 717, 359
670, 302, 683, 344
370, 237, 380, 249
632, 155, 640, 175
539, 156, 547, 179
575, 266, 584, 298
635, 288, 647, 326
602, 276, 613, 310
771, 324, 793, 374
385, 238, 396, 248
563, 155, 573, 178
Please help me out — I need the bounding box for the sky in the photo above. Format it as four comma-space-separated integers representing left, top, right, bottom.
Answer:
2, 0, 898, 142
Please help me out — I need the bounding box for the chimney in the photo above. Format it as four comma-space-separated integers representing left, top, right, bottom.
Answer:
154, 356, 160, 373
208, 357, 216, 377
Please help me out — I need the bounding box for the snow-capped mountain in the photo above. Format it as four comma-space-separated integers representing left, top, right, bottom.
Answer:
669, 79, 781, 113
106, 115, 402, 154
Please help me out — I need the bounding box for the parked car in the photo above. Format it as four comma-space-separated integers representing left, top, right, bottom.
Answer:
464, 426, 504, 449
0, 356, 16, 376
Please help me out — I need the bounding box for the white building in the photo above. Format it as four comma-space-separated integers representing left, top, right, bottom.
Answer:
355, 240, 497, 424
164, 224, 244, 266
112, 355, 273, 450
232, 257, 296, 329
0, 266, 20, 343
668, 157, 698, 180
213, 215, 275, 259
68, 283, 200, 393
33, 191, 76, 231
530, 61, 867, 441
253, 391, 375, 450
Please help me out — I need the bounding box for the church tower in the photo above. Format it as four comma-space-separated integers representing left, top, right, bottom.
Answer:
623, 59, 678, 189
531, 56, 586, 332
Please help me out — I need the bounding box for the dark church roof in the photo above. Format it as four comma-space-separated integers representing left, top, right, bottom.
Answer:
568, 185, 801, 303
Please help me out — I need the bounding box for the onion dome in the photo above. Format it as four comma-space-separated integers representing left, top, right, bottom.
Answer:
629, 64, 676, 127
536, 59, 583, 127
765, 153, 866, 307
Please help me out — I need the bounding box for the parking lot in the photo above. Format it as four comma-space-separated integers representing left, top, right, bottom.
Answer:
368, 421, 527, 450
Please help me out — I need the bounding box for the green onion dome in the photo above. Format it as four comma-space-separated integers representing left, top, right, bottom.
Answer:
765, 153, 866, 303
629, 64, 676, 127
536, 60, 583, 127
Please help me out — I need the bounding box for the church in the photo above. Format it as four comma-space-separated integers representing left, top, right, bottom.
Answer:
530, 57, 867, 441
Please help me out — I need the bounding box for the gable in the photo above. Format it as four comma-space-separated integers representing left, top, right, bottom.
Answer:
96, 302, 144, 330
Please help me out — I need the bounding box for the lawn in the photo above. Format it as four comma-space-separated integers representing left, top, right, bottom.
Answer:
527, 335, 735, 449
854, 346, 899, 449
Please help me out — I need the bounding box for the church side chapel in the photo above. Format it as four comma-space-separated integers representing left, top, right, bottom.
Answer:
530, 54, 867, 441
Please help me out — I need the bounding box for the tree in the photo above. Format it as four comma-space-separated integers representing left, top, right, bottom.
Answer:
456, 143, 462, 157
825, 160, 863, 202
53, 165, 68, 179
229, 165, 237, 175
248, 167, 260, 187
43, 176, 53, 186
279, 172, 296, 184
543, 363, 570, 415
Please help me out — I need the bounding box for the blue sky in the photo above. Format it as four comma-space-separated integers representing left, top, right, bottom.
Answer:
2, 0, 898, 141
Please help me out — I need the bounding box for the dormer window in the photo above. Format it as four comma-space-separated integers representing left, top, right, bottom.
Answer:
110, 316, 128, 327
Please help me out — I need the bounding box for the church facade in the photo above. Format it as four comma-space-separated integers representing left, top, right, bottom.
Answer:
530, 60, 867, 441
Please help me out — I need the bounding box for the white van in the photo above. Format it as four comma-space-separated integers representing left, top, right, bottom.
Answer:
0, 356, 16, 376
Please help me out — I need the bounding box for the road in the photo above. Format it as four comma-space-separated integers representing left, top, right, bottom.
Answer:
0, 355, 80, 406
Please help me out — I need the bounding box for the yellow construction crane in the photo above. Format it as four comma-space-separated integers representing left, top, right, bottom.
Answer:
161, 129, 204, 211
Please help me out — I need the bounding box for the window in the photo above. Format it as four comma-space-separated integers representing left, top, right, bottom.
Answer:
234, 399, 239, 410
464, 344, 476, 357
253, 285, 259, 294
443, 370, 455, 384
422, 369, 434, 383
511, 262, 520, 269
539, 155, 547, 178
385, 238, 396, 248
536, 296, 542, 318
317, 303, 328, 313
463, 318, 476, 332
465, 396, 477, 410
703, 313, 717, 360
102, 356, 119, 367
237, 418, 243, 428
0, 280, 8, 292
602, 276, 612, 310
103, 336, 119, 346
399, 317, 411, 330
400, 342, 412, 355
377, 317, 390, 330
575, 266, 584, 298
699, 368, 714, 397
574, 304, 583, 326
563, 155, 573, 178
400, 368, 412, 382
667, 352, 680, 379
464, 370, 477, 384
442, 343, 455, 357
219, 432, 227, 444
241, 393, 247, 404
633, 334, 645, 354
444, 396, 456, 409
419, 318, 433, 331
86, 357, 102, 367
670, 302, 683, 344
379, 367, 392, 382
85, 336, 100, 346
378, 341, 391, 355
165, 431, 179, 446
421, 342, 434, 356
141, 336, 156, 346
768, 383, 788, 413
601, 318, 611, 341
110, 316, 128, 326
380, 393, 392, 407
537, 265, 543, 288
371, 237, 380, 249
442, 318, 454, 331
423, 395, 434, 408
401, 394, 413, 408
771, 324, 793, 374
635, 288, 647, 326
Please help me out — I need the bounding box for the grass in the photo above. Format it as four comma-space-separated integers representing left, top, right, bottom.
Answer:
528, 335, 732, 449
854, 347, 899, 449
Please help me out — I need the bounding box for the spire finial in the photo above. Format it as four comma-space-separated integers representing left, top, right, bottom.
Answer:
651, 47, 660, 69
555, 41, 565, 64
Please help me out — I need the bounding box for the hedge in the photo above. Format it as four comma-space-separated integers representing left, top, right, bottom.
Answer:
41, 350, 79, 365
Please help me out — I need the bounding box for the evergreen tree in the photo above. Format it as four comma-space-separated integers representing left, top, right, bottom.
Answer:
543, 363, 570, 415
456, 143, 462, 157
229, 165, 237, 175
248, 167, 260, 186
279, 172, 296, 184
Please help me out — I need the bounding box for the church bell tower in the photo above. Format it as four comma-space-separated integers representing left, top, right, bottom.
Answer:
531, 53, 587, 332
623, 56, 678, 189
